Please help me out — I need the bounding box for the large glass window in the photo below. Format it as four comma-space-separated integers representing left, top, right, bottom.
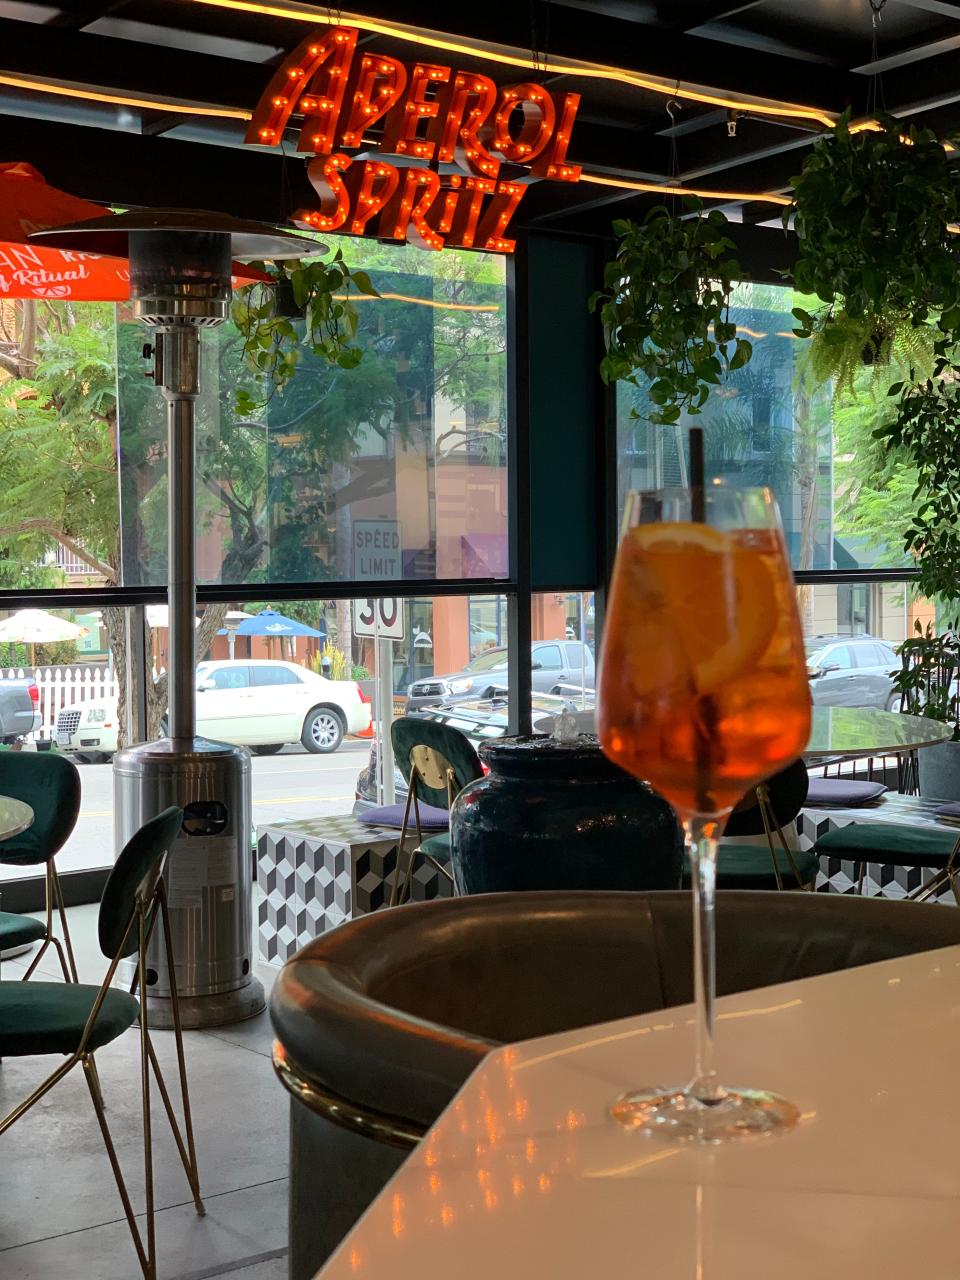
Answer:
616, 281, 912, 573
116, 239, 508, 588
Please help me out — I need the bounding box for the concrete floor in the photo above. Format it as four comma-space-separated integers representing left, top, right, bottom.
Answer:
0, 904, 290, 1279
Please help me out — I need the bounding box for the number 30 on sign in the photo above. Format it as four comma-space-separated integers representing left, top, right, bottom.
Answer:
352, 597, 405, 640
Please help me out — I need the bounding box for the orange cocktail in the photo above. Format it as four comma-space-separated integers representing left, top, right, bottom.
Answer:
597, 521, 811, 816
597, 485, 812, 1142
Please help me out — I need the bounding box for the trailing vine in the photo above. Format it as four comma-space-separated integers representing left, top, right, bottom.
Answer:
591, 202, 752, 425
231, 252, 378, 415
876, 365, 960, 610
789, 109, 960, 604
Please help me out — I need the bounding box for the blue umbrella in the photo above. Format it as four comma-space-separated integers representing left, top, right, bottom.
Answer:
220, 608, 326, 639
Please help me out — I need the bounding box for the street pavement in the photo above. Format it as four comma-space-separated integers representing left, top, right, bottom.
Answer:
0, 739, 372, 880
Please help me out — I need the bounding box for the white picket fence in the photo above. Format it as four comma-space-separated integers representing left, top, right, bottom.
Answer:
4, 666, 117, 740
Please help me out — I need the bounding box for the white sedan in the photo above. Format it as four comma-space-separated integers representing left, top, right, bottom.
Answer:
55, 659, 372, 759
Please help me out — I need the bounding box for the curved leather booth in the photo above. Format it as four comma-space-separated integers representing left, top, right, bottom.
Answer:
272, 891, 960, 1278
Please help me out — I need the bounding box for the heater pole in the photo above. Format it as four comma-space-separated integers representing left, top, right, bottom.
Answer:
162, 326, 200, 742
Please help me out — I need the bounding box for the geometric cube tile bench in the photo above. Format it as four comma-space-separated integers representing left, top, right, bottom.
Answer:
795, 791, 959, 902
256, 814, 454, 963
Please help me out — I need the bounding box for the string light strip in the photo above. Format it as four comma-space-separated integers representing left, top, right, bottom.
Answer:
0, 71, 252, 119
190, 0, 837, 127
330, 291, 500, 311
578, 174, 792, 206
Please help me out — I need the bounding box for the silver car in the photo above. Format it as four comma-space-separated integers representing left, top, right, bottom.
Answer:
806, 635, 900, 710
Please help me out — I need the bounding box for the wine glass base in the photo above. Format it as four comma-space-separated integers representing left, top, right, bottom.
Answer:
610, 1085, 800, 1143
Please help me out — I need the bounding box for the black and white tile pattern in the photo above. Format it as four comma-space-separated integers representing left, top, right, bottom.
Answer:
256, 814, 453, 963
796, 792, 960, 901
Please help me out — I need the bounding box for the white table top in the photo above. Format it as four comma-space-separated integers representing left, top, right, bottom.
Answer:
0, 793, 33, 842
317, 943, 960, 1279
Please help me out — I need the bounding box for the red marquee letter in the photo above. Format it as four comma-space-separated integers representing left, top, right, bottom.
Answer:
245, 28, 357, 154
291, 153, 353, 231
339, 54, 407, 149
382, 63, 450, 161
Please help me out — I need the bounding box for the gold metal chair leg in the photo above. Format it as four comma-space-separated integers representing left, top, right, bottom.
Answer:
0, 1054, 76, 1135
19, 862, 78, 983
138, 911, 157, 1277
157, 884, 204, 1214
756, 786, 785, 891
83, 1053, 152, 1278
86, 1053, 105, 1111
21, 864, 56, 981
50, 863, 79, 982
388, 779, 418, 908
425, 856, 454, 884
20, 937, 51, 981
397, 792, 424, 907
856, 861, 867, 895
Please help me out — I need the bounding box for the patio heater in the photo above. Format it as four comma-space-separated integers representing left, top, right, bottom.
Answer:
33, 210, 315, 1027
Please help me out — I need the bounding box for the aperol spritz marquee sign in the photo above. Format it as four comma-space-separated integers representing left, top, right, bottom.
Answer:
244, 27, 582, 254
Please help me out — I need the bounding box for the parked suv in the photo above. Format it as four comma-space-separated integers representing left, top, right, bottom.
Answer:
0, 673, 40, 742
806, 634, 900, 709
405, 641, 595, 712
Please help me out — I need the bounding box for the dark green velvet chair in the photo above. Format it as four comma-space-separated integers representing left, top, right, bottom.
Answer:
0, 752, 81, 980
389, 717, 484, 906
0, 806, 204, 1280
683, 759, 817, 891
813, 821, 960, 902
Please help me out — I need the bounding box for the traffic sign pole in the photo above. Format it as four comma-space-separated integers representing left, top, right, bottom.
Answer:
377, 623, 396, 805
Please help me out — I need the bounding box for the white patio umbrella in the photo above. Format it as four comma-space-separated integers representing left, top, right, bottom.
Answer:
144, 604, 201, 629
0, 608, 86, 664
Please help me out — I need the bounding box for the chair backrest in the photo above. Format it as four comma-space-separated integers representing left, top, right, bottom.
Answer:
98, 807, 184, 960
724, 757, 809, 838
0, 751, 81, 866
391, 717, 483, 810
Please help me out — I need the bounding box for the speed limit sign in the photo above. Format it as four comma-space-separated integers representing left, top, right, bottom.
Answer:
352, 597, 405, 640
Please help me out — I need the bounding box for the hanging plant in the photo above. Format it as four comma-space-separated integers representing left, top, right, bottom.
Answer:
875, 366, 960, 609
590, 201, 753, 426
231, 252, 379, 416
798, 306, 936, 401
789, 111, 960, 357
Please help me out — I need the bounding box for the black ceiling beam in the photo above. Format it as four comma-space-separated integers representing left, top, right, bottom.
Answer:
123, 0, 849, 113
0, 15, 256, 110
45, 1, 132, 29
868, 48, 960, 119
0, 114, 304, 223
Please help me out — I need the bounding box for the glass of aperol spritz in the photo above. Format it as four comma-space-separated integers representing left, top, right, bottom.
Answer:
597, 483, 811, 1141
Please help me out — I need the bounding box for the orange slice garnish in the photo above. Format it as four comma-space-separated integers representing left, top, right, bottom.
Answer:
616, 522, 778, 695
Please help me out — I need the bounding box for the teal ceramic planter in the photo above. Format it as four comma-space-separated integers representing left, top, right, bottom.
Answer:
450, 734, 683, 895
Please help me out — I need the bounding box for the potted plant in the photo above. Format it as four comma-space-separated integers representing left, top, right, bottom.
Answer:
892, 623, 960, 799
591, 200, 753, 425
231, 253, 378, 415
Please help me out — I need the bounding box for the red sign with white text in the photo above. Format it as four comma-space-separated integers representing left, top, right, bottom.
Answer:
244, 28, 581, 253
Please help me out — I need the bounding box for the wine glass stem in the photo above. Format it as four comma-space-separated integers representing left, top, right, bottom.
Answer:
685, 817, 722, 1104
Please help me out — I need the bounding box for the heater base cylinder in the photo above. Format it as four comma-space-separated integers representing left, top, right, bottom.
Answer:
145, 979, 266, 1031
114, 736, 263, 1029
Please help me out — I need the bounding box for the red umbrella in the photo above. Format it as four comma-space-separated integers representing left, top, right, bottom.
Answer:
0, 163, 268, 300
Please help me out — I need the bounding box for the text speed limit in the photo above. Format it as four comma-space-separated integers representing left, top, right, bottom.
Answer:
352, 597, 405, 640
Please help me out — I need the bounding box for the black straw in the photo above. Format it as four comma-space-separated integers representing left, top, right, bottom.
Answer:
690, 426, 705, 522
